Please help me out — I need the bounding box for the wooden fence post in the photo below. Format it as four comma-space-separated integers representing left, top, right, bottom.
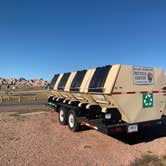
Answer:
18, 96, 21, 103
0, 96, 2, 103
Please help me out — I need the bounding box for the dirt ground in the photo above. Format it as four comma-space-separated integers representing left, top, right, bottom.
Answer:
0, 105, 166, 166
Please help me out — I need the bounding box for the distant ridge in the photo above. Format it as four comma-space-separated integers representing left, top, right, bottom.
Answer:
0, 77, 50, 89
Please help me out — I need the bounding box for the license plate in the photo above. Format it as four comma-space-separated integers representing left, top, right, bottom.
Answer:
127, 125, 138, 133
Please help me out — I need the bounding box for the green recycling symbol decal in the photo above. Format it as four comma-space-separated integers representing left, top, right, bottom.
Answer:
143, 93, 153, 108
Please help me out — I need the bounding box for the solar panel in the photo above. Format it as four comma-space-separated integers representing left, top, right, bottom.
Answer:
70, 70, 87, 91
49, 74, 59, 89
88, 65, 111, 92
57, 73, 71, 90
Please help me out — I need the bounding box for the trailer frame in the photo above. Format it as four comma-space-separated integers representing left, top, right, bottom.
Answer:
47, 99, 166, 135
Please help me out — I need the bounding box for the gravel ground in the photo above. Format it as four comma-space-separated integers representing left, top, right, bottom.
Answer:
0, 106, 166, 166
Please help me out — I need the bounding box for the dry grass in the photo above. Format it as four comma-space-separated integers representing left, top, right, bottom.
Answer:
130, 154, 165, 166
0, 89, 52, 104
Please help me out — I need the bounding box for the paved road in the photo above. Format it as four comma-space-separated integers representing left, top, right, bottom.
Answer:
0, 102, 46, 107
0, 102, 47, 112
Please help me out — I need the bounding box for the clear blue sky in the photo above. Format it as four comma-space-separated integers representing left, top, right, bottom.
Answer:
0, 0, 166, 80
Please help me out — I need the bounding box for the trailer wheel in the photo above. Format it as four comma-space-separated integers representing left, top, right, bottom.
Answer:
58, 107, 68, 125
68, 110, 80, 132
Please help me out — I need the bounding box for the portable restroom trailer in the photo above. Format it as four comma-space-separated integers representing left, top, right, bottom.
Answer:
48, 64, 166, 134
163, 75, 166, 116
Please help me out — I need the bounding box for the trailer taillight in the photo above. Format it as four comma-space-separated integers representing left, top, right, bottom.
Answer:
115, 127, 121, 132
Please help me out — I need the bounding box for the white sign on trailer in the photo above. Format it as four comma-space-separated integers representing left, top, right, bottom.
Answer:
133, 66, 154, 85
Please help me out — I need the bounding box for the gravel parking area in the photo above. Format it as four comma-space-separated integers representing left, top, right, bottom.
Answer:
0, 106, 166, 166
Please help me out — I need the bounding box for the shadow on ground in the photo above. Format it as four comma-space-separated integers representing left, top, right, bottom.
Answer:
110, 124, 166, 145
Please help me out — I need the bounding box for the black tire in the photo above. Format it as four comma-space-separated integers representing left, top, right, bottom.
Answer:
68, 109, 80, 132
58, 106, 68, 125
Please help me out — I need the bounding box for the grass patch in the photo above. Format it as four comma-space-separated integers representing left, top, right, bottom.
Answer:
84, 145, 92, 149
147, 150, 153, 154
130, 154, 165, 166
162, 154, 166, 165
0, 89, 52, 104
0, 95, 48, 104
162, 153, 166, 160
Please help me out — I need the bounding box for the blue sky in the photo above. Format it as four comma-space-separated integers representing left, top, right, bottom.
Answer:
0, 0, 166, 80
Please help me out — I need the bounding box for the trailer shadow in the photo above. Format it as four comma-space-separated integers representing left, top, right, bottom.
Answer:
110, 124, 166, 145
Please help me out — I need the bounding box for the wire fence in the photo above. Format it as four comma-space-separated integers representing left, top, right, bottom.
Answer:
0, 90, 51, 104
0, 95, 41, 103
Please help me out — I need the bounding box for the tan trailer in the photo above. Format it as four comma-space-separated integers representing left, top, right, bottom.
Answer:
48, 64, 166, 134
163, 75, 166, 116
